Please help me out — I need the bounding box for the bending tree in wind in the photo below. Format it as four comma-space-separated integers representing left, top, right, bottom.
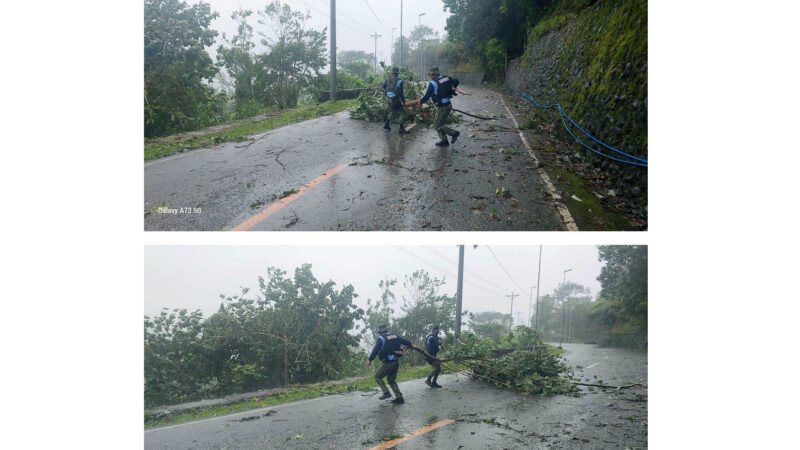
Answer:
257, 1, 327, 109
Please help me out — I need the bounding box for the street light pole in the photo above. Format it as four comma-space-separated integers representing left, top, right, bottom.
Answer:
399, 0, 403, 68
528, 286, 536, 327
534, 245, 542, 331
391, 27, 396, 65
418, 12, 426, 78
558, 268, 572, 348
329, 0, 336, 101
455, 245, 464, 337
506, 292, 519, 332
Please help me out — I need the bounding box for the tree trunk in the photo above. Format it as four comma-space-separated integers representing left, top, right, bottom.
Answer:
283, 333, 289, 387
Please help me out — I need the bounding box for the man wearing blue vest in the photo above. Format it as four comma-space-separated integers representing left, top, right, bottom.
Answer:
410, 67, 461, 146
367, 323, 413, 404
382, 67, 410, 134
424, 324, 443, 388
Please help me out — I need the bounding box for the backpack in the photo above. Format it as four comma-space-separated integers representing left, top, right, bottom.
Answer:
385, 77, 403, 98
433, 76, 459, 101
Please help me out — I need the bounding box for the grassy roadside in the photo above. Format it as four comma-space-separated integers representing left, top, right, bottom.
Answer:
144, 364, 439, 428
500, 91, 637, 231
144, 99, 357, 161
145, 344, 565, 428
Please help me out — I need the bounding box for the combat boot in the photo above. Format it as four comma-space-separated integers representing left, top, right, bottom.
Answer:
399, 123, 409, 134
450, 131, 460, 143
435, 140, 450, 147
390, 396, 405, 404
378, 392, 392, 400
383, 120, 391, 131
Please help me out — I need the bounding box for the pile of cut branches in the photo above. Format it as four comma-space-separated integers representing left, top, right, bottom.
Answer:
457, 348, 578, 396
441, 327, 578, 396
349, 67, 461, 126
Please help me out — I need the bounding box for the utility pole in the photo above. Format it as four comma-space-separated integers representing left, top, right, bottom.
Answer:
506, 292, 519, 331
418, 12, 426, 78
391, 27, 396, 65
558, 268, 572, 348
528, 286, 535, 327
567, 298, 574, 343
455, 245, 464, 337
534, 246, 542, 331
369, 33, 382, 72
399, 0, 403, 68
329, 0, 336, 101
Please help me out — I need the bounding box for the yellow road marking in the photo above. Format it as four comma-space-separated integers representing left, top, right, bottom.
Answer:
368, 419, 455, 449
230, 164, 348, 231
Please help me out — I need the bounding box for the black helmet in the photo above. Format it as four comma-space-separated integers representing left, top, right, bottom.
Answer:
377, 324, 388, 333
428, 66, 440, 75
391, 67, 399, 74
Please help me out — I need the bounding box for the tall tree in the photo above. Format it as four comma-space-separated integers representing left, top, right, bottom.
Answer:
256, 1, 327, 109
216, 9, 260, 117
250, 264, 363, 386
468, 311, 510, 342
144, 308, 214, 405
394, 270, 457, 348
362, 278, 397, 345
144, 0, 223, 137
592, 245, 648, 335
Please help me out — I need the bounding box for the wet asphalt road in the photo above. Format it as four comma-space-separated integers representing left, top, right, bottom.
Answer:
144, 86, 566, 231
144, 344, 647, 449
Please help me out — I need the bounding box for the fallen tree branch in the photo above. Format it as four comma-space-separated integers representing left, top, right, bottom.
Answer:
572, 382, 644, 389
275, 147, 290, 171
453, 108, 503, 121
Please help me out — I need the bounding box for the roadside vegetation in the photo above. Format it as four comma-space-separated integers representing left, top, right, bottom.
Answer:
145, 247, 645, 423
144, 99, 355, 161
145, 0, 383, 154
145, 364, 443, 428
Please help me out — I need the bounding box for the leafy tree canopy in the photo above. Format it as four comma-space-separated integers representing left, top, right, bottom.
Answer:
144, 0, 224, 137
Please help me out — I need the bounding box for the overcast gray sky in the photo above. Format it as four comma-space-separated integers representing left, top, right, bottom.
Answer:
145, 245, 605, 327
189, 0, 451, 66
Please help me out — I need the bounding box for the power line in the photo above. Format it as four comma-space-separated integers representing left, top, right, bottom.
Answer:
308, 0, 376, 35
423, 246, 510, 293
485, 246, 528, 294
362, 0, 387, 31
419, 246, 511, 296
393, 246, 506, 297
294, 0, 372, 36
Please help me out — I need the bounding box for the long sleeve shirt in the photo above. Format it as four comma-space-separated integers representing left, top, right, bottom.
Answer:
368, 333, 413, 362
420, 75, 459, 106
426, 334, 440, 356
419, 79, 437, 105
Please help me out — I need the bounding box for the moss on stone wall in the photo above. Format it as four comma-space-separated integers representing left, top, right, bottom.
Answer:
512, 0, 647, 202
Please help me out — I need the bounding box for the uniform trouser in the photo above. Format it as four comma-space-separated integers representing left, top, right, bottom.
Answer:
375, 360, 402, 397
434, 102, 457, 141
427, 358, 441, 382
386, 97, 409, 123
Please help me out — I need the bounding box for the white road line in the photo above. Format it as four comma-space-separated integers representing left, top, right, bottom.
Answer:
497, 93, 579, 231
586, 363, 598, 369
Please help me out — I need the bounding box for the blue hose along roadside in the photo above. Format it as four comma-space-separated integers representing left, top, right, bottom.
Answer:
501, 89, 647, 230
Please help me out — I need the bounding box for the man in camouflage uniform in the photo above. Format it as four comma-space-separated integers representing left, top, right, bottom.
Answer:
412, 66, 461, 146
367, 324, 414, 404
424, 324, 443, 388
382, 67, 410, 134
